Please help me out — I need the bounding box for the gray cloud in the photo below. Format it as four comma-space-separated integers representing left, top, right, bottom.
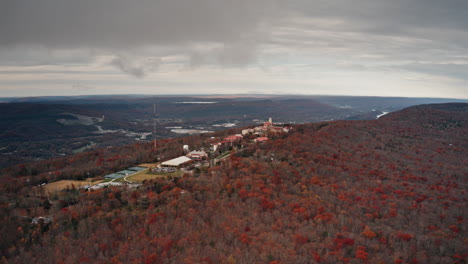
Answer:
189, 40, 259, 68
2, 0, 467, 64
109, 55, 161, 78
1, 1, 467, 53
395, 63, 468, 81
110, 57, 146, 78
0, 0, 467, 97
284, 0, 468, 33
0, 0, 277, 49
0, 0, 279, 72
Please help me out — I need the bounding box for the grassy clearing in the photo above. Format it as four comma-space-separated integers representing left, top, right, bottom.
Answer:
137, 163, 160, 168
44, 180, 103, 193
102, 178, 115, 183
127, 170, 185, 182
72, 142, 97, 154
113, 169, 149, 183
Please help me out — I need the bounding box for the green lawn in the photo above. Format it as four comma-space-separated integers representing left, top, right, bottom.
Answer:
124, 169, 185, 182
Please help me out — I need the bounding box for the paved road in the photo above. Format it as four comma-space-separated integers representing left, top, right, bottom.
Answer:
123, 174, 133, 183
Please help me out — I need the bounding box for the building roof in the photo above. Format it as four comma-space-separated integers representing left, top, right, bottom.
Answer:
187, 150, 208, 157
187, 150, 207, 155
161, 156, 192, 166
32, 216, 53, 224
254, 137, 269, 142
225, 135, 243, 142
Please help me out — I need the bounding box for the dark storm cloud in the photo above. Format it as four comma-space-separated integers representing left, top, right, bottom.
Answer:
1, 0, 467, 50
1, 0, 467, 57
109, 55, 161, 78
0, 0, 278, 75
0, 0, 276, 49
110, 57, 146, 78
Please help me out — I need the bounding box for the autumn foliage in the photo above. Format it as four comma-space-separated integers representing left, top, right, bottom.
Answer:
0, 103, 467, 263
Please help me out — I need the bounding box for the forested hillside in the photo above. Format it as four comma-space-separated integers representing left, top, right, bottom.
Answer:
1, 103, 466, 263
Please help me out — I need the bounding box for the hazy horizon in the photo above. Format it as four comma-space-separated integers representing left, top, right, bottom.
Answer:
1, 93, 468, 101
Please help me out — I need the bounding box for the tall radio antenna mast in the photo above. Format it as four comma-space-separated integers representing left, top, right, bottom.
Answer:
153, 103, 157, 149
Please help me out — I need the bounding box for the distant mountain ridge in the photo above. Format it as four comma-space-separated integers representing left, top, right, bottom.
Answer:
1, 94, 467, 105
0, 98, 466, 169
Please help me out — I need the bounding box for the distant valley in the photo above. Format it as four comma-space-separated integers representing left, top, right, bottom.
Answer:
0, 95, 465, 168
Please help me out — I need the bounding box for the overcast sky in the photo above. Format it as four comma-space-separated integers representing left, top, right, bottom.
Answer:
1, 0, 467, 98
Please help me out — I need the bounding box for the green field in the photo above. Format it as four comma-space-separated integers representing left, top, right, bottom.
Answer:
121, 169, 185, 182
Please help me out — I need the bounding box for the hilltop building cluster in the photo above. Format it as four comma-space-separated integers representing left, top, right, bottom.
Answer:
158, 118, 291, 169
101, 117, 291, 180
242, 117, 291, 136
212, 134, 244, 151
210, 117, 291, 150
43, 117, 294, 195
160, 149, 209, 168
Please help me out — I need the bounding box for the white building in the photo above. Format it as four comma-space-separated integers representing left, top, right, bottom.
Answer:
161, 156, 193, 168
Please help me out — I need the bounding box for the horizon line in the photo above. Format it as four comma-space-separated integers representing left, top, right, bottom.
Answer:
1, 93, 467, 101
